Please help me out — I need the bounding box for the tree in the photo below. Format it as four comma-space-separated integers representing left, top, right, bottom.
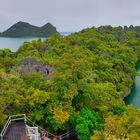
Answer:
75, 108, 103, 140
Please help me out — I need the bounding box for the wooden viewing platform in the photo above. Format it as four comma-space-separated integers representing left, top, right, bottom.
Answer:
0, 114, 75, 140
0, 114, 52, 140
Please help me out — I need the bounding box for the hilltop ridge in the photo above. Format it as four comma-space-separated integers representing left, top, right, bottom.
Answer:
0, 21, 59, 37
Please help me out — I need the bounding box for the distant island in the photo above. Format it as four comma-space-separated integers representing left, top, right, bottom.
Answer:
0, 21, 59, 37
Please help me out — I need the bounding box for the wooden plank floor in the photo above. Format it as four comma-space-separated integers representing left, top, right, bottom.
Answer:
3, 122, 26, 140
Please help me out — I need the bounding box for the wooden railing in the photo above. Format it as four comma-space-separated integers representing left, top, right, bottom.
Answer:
0, 114, 26, 140
0, 114, 76, 140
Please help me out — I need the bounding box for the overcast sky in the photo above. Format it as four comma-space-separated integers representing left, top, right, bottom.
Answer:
1, 0, 140, 32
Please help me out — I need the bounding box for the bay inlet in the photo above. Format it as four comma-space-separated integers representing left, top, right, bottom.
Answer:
124, 62, 140, 108
0, 32, 73, 52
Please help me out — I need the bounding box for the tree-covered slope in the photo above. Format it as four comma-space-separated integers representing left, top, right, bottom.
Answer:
0, 21, 59, 37
1, 26, 140, 139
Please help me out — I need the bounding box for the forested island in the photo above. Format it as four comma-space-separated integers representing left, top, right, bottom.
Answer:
1, 25, 140, 139
0, 21, 59, 37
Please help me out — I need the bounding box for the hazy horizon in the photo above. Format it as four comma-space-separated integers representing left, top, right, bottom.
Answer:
1, 0, 140, 32
0, 21, 138, 33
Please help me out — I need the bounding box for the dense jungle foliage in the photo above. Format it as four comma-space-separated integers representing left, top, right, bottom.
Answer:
1, 26, 140, 139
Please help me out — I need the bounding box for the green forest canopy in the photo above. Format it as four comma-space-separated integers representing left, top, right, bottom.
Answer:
1, 26, 140, 139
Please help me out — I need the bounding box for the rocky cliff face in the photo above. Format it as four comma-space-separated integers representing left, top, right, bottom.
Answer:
13, 57, 54, 78
123, 88, 131, 98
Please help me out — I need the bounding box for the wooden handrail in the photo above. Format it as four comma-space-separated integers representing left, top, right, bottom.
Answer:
0, 114, 26, 138
0, 114, 75, 140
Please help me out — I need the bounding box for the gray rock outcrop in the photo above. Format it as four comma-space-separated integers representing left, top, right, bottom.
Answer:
13, 56, 54, 78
